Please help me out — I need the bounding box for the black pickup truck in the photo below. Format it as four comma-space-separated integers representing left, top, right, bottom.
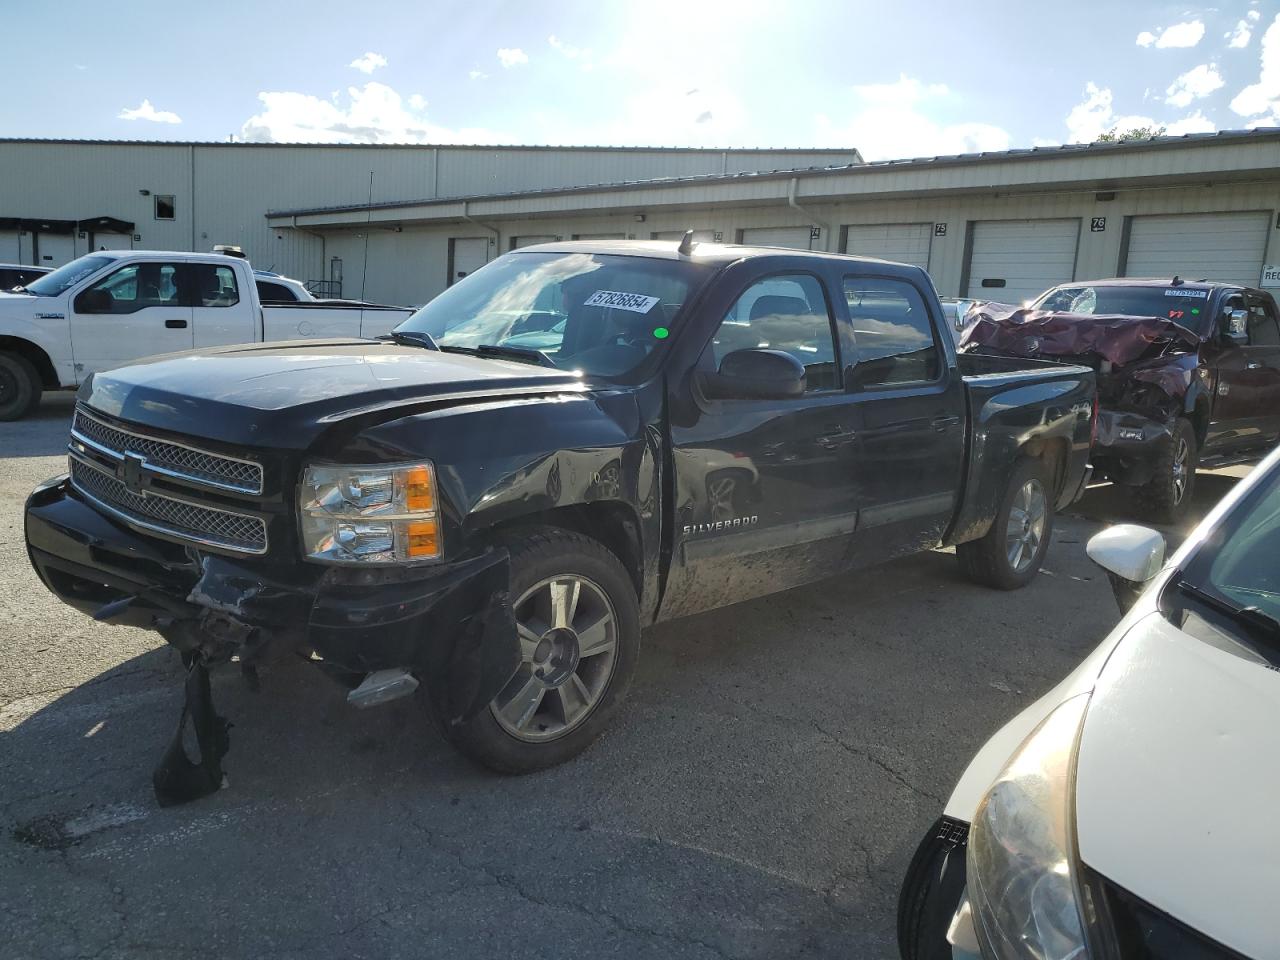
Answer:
25, 239, 1093, 800
967, 278, 1280, 522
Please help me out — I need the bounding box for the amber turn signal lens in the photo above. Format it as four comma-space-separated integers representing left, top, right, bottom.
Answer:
405, 465, 435, 512
405, 519, 439, 558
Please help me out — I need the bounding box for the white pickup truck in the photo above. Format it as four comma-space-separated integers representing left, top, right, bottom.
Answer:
0, 250, 414, 420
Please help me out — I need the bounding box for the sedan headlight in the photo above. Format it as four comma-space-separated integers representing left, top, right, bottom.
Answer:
299, 461, 441, 564
967, 693, 1104, 960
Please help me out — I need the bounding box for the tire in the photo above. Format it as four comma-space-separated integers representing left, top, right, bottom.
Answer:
897, 820, 969, 960
957, 458, 1055, 590
0, 351, 41, 421
431, 528, 640, 774
1132, 418, 1197, 525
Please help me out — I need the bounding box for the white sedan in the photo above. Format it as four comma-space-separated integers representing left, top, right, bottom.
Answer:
898, 444, 1280, 960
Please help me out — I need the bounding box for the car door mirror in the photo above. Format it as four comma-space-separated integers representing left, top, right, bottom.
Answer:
74, 288, 112, 314
1086, 524, 1166, 613
1222, 308, 1249, 343
698, 348, 806, 400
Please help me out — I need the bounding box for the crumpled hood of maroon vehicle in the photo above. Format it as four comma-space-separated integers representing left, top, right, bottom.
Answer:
960, 302, 1201, 366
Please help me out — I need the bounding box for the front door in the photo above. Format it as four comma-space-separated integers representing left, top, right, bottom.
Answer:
1206, 291, 1280, 453
841, 273, 966, 561
663, 270, 862, 619
68, 259, 192, 376
450, 238, 489, 285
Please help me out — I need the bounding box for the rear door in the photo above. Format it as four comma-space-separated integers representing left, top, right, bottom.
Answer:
68, 259, 192, 375
841, 272, 966, 559
190, 262, 257, 349
1206, 291, 1280, 452
662, 265, 862, 618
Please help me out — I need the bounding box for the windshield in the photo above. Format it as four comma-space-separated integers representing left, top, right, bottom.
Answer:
1033, 284, 1215, 334
24, 255, 114, 297
395, 251, 711, 377
1181, 462, 1280, 630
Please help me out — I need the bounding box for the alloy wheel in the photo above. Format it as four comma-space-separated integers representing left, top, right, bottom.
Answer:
490, 574, 619, 742
1005, 478, 1047, 573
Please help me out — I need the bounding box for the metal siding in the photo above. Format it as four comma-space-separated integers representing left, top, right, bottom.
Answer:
965, 219, 1081, 302
842, 222, 932, 269
1123, 211, 1271, 287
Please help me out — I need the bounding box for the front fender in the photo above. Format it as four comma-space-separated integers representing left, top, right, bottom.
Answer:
0, 297, 75, 386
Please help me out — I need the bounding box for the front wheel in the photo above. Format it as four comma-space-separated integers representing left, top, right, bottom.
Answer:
957, 459, 1055, 590
1132, 418, 1197, 525
430, 529, 640, 774
0, 351, 41, 421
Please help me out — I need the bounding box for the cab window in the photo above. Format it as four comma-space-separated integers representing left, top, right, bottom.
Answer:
82, 262, 180, 314
844, 277, 940, 386
193, 265, 240, 307
256, 280, 297, 303
708, 274, 839, 392
1247, 295, 1280, 346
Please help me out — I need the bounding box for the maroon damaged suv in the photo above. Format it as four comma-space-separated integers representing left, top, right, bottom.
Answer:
964, 278, 1280, 523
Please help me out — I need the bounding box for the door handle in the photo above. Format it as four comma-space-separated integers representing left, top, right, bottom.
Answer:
1246, 362, 1263, 370
165, 319, 188, 329
816, 426, 857, 448
931, 415, 961, 432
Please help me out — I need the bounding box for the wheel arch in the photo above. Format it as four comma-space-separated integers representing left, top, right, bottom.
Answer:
0, 336, 58, 389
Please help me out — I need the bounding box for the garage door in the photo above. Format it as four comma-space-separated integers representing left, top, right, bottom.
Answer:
512, 235, 559, 249
1123, 212, 1270, 287
740, 226, 814, 250
652, 230, 716, 242
0, 231, 17, 262
844, 222, 932, 269
965, 219, 1080, 303
36, 232, 75, 267
572, 232, 625, 240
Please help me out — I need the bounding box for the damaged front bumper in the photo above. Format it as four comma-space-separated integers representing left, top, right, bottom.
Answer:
25, 475, 520, 727
1090, 409, 1175, 486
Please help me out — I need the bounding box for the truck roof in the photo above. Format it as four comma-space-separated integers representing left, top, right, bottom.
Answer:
515, 239, 925, 272
87, 249, 248, 264
1059, 277, 1241, 292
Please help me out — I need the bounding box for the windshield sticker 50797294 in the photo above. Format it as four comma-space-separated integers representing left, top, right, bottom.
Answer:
585, 290, 661, 313
1165, 288, 1209, 298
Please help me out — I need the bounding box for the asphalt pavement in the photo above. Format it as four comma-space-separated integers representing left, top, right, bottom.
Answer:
0, 393, 1249, 959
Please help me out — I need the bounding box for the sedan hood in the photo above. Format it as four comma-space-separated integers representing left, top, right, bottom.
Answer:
1074, 613, 1280, 959
80, 339, 588, 449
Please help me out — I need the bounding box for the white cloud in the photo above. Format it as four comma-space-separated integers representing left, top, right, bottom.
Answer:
1165, 111, 1216, 135
817, 75, 1009, 160
118, 99, 182, 124
1249, 10, 1262, 22
1230, 13, 1280, 117
468, 69, 488, 81
1065, 82, 1158, 142
239, 82, 509, 144
497, 48, 528, 68
1137, 20, 1206, 48
548, 35, 588, 59
1226, 19, 1254, 47
408, 93, 427, 110
1165, 63, 1224, 107
349, 51, 388, 74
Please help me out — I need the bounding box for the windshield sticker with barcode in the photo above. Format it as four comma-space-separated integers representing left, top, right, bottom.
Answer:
585, 290, 661, 313
1165, 288, 1208, 298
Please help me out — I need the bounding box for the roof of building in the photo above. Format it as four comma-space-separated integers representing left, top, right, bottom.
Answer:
264, 127, 1280, 219
0, 137, 859, 154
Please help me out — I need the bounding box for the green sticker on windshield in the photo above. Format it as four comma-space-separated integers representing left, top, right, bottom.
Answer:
652, 326, 670, 339
1192, 308, 1200, 315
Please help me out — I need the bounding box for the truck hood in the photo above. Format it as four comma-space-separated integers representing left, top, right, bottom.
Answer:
960, 303, 1200, 368
79, 338, 589, 449
1073, 613, 1280, 959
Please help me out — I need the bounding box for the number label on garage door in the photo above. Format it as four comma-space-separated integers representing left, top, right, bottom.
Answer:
1091, 217, 1106, 232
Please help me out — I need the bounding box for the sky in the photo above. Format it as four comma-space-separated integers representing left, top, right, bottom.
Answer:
5, 0, 1279, 161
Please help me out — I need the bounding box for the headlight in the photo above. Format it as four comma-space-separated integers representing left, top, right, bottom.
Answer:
967, 694, 1104, 960
299, 461, 441, 564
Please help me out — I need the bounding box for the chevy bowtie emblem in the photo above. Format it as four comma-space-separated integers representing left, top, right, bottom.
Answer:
119, 452, 148, 496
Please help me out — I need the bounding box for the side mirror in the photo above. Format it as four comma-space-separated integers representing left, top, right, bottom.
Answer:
1222, 308, 1249, 343
75, 288, 112, 314
1086, 524, 1166, 613
699, 348, 806, 401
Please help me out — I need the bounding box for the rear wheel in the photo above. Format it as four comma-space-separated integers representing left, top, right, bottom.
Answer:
1132, 418, 1197, 525
957, 459, 1054, 590
0, 351, 41, 421
431, 529, 640, 774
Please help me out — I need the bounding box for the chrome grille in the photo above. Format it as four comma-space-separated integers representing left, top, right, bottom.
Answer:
72, 408, 263, 495
69, 457, 268, 554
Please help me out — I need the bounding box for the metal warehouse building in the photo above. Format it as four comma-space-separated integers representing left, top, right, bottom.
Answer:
2, 130, 1278, 306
